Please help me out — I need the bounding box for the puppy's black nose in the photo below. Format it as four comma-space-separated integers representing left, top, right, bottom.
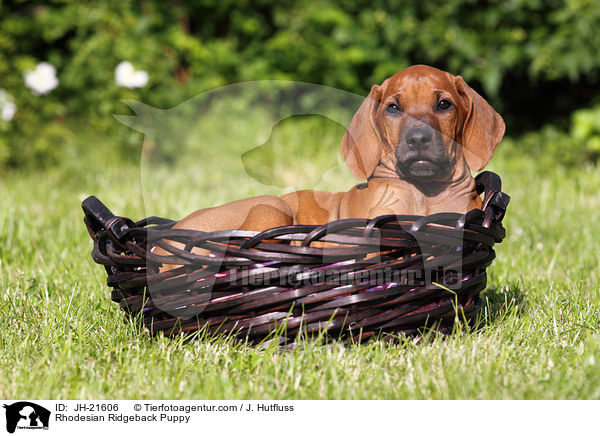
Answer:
405, 127, 433, 149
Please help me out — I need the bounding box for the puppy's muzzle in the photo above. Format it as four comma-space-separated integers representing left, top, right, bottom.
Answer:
405, 126, 433, 150
395, 121, 450, 180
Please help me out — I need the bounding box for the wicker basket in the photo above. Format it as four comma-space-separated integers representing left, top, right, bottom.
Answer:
83, 171, 509, 344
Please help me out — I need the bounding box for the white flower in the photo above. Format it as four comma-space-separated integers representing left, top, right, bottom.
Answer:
24, 62, 59, 95
115, 61, 148, 89
2, 101, 16, 122
0, 89, 16, 121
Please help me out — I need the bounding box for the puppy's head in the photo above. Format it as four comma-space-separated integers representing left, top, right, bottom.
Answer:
341, 65, 505, 182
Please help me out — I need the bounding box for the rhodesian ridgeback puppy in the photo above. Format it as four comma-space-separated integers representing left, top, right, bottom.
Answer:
158, 65, 504, 263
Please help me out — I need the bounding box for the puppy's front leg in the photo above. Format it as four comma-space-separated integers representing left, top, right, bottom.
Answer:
155, 195, 293, 271
176, 195, 293, 232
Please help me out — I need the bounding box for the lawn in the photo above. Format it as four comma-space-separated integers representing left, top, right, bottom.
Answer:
1, 123, 599, 399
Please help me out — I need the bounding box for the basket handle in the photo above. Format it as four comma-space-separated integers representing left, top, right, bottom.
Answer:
82, 196, 132, 242
475, 171, 510, 225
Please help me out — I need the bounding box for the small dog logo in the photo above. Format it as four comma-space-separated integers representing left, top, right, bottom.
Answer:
3, 402, 50, 433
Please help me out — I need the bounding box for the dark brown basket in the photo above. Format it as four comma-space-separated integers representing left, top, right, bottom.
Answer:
83, 171, 509, 344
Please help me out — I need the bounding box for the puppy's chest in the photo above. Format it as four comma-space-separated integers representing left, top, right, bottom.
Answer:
375, 187, 429, 216
348, 180, 473, 217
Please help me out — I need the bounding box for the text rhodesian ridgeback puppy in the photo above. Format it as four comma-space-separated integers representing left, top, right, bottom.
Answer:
159, 65, 504, 263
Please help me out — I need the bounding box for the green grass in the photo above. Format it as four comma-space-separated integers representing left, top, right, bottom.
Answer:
1, 124, 600, 399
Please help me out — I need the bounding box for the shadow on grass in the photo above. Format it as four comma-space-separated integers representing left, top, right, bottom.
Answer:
477, 281, 526, 327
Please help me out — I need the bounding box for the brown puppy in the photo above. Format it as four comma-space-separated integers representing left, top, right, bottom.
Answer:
164, 65, 504, 246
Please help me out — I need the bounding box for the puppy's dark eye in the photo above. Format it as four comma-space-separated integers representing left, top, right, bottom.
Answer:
386, 103, 401, 114
437, 99, 452, 111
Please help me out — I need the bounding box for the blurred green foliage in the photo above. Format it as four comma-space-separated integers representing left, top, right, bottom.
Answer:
572, 105, 600, 157
1, 0, 600, 169
241, 115, 346, 189
502, 104, 600, 170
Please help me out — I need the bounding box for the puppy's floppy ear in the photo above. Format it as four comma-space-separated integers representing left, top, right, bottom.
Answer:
341, 84, 384, 180
454, 76, 505, 171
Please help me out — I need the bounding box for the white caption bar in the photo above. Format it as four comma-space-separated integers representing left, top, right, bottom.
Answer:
0, 400, 596, 436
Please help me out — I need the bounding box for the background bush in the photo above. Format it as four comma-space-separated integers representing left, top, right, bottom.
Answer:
1, 0, 600, 169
